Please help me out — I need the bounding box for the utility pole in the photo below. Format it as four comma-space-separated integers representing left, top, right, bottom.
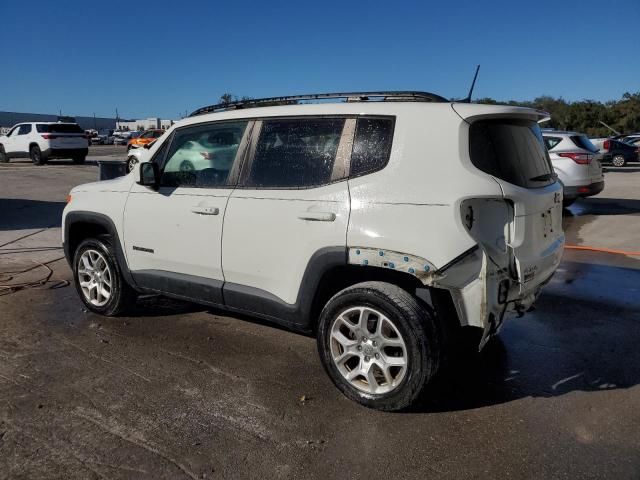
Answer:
116, 107, 120, 129
93, 113, 97, 130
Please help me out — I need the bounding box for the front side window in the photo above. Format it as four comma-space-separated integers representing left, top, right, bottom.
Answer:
245, 118, 345, 188
141, 131, 155, 138
350, 117, 394, 177
153, 130, 164, 138
161, 121, 247, 188
18, 124, 32, 135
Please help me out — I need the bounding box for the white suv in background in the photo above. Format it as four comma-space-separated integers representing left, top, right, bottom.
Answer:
542, 131, 604, 206
0, 122, 88, 165
62, 92, 564, 410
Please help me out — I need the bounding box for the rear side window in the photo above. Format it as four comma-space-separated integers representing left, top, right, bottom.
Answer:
469, 120, 555, 188
543, 136, 562, 150
570, 135, 598, 153
350, 117, 394, 177
245, 118, 345, 188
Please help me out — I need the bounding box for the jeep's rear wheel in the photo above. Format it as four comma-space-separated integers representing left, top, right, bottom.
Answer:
73, 155, 86, 164
73, 237, 136, 316
0, 145, 8, 163
317, 281, 441, 411
30, 145, 45, 165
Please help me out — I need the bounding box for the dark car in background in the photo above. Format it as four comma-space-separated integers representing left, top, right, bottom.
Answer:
591, 138, 639, 167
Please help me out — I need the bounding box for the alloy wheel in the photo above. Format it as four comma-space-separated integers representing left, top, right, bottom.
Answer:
77, 249, 113, 307
329, 306, 407, 395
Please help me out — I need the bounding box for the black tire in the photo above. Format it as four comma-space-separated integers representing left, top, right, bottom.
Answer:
30, 145, 45, 165
0, 145, 8, 163
127, 156, 138, 173
72, 236, 137, 316
73, 156, 86, 164
317, 281, 442, 411
612, 155, 626, 167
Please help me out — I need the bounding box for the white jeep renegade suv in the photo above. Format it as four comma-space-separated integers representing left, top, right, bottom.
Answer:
0, 122, 88, 165
62, 92, 564, 410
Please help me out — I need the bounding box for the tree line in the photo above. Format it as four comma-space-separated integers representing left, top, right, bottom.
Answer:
475, 92, 640, 138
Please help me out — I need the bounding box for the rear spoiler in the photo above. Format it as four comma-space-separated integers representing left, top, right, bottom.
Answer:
451, 103, 550, 124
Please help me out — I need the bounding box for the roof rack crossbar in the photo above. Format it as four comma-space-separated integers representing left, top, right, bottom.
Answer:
189, 91, 448, 117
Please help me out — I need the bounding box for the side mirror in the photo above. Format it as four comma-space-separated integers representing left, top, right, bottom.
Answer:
137, 162, 160, 189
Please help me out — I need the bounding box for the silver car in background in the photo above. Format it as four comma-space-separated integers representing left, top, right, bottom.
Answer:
543, 130, 604, 207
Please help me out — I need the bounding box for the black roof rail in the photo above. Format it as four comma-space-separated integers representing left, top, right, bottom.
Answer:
189, 91, 448, 117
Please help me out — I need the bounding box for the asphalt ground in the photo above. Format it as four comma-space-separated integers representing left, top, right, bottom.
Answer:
1, 156, 639, 479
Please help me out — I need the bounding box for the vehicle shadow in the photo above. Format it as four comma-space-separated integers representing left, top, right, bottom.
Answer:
129, 294, 206, 317
564, 197, 640, 216
409, 262, 640, 413
602, 166, 640, 173
0, 198, 67, 231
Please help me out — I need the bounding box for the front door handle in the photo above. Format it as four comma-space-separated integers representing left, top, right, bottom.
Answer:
297, 211, 336, 222
191, 206, 219, 215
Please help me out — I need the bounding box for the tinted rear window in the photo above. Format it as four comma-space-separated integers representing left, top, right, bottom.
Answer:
37, 123, 83, 133
570, 135, 598, 153
469, 120, 555, 188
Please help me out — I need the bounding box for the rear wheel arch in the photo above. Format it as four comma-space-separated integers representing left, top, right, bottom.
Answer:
309, 261, 459, 332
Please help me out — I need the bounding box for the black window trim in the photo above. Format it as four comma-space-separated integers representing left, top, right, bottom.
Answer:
155, 119, 254, 190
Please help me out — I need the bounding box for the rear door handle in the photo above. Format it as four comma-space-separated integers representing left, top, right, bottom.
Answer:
297, 211, 336, 222
191, 206, 219, 215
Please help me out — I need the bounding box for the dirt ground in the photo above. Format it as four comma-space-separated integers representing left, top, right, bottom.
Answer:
1, 156, 639, 479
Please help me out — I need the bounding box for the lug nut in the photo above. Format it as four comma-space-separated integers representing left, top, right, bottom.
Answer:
363, 337, 368, 342
372, 341, 377, 347
375, 353, 380, 359
364, 356, 370, 362
357, 345, 362, 351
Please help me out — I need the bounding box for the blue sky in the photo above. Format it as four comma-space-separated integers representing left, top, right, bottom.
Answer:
1, 0, 638, 120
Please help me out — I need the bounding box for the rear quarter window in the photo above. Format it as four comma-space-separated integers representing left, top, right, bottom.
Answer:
469, 120, 555, 188
543, 136, 562, 150
350, 117, 394, 177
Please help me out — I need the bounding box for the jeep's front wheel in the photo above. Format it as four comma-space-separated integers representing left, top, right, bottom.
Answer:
0, 145, 8, 163
73, 237, 136, 316
317, 281, 441, 411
